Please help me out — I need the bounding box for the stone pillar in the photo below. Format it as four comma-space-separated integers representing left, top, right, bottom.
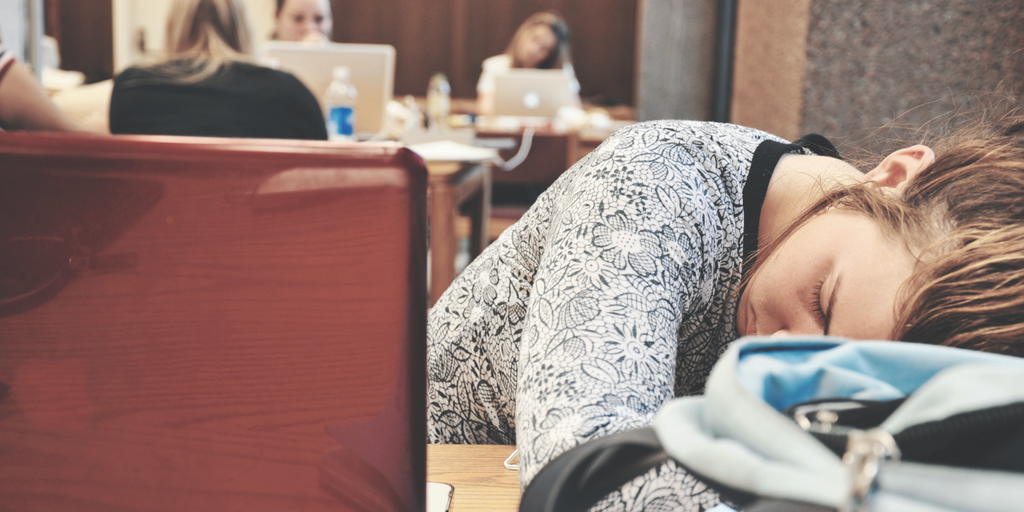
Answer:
635, 0, 718, 122
727, 0, 1024, 151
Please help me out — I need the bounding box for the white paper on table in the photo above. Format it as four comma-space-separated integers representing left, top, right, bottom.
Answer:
426, 481, 454, 512
407, 140, 499, 163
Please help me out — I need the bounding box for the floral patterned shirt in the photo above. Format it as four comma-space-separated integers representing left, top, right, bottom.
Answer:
428, 120, 807, 509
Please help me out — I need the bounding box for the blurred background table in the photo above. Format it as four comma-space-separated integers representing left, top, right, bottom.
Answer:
414, 144, 495, 305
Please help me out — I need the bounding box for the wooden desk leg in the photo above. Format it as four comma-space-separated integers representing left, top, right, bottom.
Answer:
429, 181, 457, 305
468, 164, 492, 257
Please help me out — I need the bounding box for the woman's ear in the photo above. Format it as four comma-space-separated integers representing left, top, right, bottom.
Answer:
862, 145, 936, 190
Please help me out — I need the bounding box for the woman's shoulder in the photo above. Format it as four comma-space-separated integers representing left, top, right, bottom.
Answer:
114, 59, 207, 86
127, 59, 299, 86
228, 62, 316, 98
114, 64, 156, 81
224, 61, 299, 82
606, 120, 785, 150
112, 63, 170, 91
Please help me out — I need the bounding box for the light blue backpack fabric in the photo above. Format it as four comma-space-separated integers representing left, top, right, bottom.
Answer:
654, 337, 1024, 512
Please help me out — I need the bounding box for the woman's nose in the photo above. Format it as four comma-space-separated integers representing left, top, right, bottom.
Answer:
770, 318, 824, 338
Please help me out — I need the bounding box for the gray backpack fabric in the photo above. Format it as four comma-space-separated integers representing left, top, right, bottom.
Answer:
521, 337, 1024, 512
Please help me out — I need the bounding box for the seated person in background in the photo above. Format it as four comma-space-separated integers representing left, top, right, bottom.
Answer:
476, 11, 581, 116
427, 107, 1024, 510
272, 0, 333, 43
109, 0, 327, 140
0, 42, 86, 132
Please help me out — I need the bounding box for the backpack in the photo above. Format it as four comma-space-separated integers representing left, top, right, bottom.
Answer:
520, 337, 1024, 512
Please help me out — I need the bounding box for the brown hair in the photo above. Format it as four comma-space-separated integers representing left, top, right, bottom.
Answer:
155, 0, 255, 81
893, 115, 1024, 354
505, 11, 573, 70
748, 109, 1024, 356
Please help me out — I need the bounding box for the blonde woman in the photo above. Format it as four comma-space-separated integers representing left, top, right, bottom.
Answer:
109, 0, 326, 140
476, 11, 581, 116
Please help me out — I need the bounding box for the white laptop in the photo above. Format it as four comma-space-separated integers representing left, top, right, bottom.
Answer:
262, 41, 396, 139
493, 69, 573, 118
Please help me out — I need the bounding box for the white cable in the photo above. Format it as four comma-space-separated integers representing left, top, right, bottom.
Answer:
503, 448, 519, 470
496, 127, 535, 172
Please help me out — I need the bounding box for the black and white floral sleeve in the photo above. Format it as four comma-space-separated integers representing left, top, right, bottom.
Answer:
428, 121, 784, 510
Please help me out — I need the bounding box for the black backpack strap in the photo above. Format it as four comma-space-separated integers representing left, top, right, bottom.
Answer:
743, 499, 836, 512
519, 427, 669, 512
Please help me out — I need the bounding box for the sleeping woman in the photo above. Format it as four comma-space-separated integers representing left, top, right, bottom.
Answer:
427, 110, 1024, 509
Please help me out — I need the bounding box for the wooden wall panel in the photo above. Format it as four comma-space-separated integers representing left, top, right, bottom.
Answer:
43, 0, 636, 104
49, 0, 114, 83
333, 0, 637, 105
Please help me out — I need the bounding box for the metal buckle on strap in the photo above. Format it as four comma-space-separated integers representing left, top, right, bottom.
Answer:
842, 428, 901, 512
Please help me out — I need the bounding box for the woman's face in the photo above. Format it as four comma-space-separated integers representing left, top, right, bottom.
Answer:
514, 24, 558, 68
737, 210, 919, 340
275, 0, 332, 43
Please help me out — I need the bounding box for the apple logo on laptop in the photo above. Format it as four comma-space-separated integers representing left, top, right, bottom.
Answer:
523, 91, 541, 110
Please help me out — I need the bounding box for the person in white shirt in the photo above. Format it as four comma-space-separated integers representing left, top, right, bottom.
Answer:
476, 11, 581, 116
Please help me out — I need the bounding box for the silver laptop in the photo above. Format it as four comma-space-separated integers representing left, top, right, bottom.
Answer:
262, 41, 396, 138
493, 69, 573, 118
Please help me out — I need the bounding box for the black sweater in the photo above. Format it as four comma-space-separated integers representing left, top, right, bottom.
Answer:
110, 60, 327, 141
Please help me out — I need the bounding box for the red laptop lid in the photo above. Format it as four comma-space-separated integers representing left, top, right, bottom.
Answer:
0, 133, 427, 512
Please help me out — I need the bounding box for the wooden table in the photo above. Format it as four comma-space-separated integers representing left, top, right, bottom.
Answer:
428, 444, 520, 512
426, 160, 491, 305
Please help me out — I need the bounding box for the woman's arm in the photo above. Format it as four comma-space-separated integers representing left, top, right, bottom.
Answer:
0, 57, 86, 132
427, 120, 774, 503
513, 121, 773, 488
514, 127, 700, 485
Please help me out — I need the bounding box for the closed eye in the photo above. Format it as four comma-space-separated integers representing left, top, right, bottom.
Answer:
812, 277, 831, 334
812, 278, 825, 319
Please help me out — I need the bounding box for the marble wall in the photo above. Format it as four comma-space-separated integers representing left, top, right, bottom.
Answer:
802, 0, 1024, 153
727, 0, 1024, 153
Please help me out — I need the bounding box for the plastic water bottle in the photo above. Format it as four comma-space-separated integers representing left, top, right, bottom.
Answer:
426, 72, 451, 129
325, 66, 357, 140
